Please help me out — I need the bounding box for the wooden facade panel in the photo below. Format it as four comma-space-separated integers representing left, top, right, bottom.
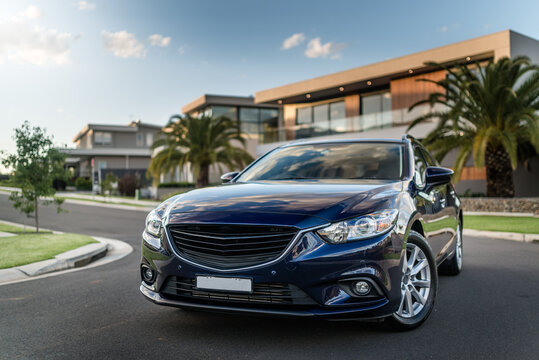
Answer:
283, 104, 297, 140
390, 70, 446, 110
344, 94, 360, 118
460, 166, 486, 181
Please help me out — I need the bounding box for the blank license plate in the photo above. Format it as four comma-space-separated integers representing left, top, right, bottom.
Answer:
196, 276, 253, 293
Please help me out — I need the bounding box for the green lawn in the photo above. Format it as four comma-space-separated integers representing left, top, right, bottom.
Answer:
0, 223, 51, 234
464, 215, 539, 234
0, 232, 96, 269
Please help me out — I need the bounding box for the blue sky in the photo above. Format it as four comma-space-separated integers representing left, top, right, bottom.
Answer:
1, 0, 538, 155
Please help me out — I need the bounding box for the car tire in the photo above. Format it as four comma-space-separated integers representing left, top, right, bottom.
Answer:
384, 230, 438, 331
439, 222, 463, 276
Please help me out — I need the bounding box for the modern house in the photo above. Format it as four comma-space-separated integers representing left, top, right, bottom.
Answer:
250, 29, 539, 196
62, 120, 161, 190
174, 94, 281, 183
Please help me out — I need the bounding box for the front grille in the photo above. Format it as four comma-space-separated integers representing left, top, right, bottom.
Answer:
161, 276, 316, 305
167, 224, 298, 269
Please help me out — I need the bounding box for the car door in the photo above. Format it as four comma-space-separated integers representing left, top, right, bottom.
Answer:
420, 146, 458, 261
411, 143, 446, 261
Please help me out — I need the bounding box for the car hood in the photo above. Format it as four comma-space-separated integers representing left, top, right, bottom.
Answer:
163, 181, 402, 229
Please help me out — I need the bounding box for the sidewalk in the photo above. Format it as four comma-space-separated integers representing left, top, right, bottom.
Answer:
463, 229, 539, 243
0, 186, 157, 212
56, 190, 160, 207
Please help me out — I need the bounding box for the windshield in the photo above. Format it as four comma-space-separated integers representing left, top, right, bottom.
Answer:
237, 142, 403, 182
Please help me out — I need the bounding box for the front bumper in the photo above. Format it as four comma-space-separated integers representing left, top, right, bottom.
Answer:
140, 227, 405, 320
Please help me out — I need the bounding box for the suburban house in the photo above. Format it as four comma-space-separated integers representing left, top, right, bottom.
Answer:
167, 94, 282, 184
241, 29, 537, 196
62, 120, 161, 191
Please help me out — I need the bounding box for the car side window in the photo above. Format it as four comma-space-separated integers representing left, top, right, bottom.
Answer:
413, 145, 427, 188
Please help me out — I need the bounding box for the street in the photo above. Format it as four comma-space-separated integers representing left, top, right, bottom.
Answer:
0, 193, 538, 360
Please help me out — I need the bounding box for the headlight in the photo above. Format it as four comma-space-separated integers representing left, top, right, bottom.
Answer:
145, 210, 163, 237
317, 209, 398, 244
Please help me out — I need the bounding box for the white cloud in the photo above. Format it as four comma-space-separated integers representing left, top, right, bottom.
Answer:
17, 5, 43, 20
0, 18, 76, 66
436, 25, 448, 33
101, 30, 146, 58
77, 1, 96, 11
148, 34, 171, 47
281, 33, 305, 50
437, 24, 460, 33
304, 38, 345, 59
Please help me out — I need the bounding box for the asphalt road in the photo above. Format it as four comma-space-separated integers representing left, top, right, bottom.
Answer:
0, 193, 538, 360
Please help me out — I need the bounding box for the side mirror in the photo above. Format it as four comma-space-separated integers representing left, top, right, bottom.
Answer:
220, 171, 239, 183
425, 166, 453, 186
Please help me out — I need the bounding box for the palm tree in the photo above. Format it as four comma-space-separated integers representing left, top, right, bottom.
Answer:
407, 56, 539, 197
149, 115, 254, 188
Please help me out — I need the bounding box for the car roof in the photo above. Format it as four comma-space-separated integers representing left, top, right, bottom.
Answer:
281, 138, 405, 148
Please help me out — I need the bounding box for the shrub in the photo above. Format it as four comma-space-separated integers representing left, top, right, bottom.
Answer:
75, 177, 92, 191
52, 178, 66, 191
157, 181, 195, 188
100, 173, 119, 196
118, 173, 139, 196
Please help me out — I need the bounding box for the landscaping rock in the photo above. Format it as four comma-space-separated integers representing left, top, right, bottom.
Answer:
461, 197, 539, 215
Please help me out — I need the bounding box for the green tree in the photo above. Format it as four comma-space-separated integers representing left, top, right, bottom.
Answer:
1, 121, 65, 232
407, 56, 539, 197
100, 172, 118, 199
149, 115, 254, 188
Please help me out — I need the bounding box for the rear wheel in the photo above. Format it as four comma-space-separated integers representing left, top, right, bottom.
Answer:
385, 231, 437, 331
439, 223, 463, 276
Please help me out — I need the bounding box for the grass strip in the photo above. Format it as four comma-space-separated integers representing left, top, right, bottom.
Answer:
0, 232, 97, 269
464, 215, 539, 234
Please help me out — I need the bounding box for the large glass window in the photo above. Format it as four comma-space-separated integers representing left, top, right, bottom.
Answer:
297, 107, 312, 125
239, 107, 260, 137
313, 104, 329, 135
261, 109, 279, 144
313, 104, 329, 123
361, 92, 391, 114
329, 101, 346, 133
361, 94, 382, 115
94, 131, 112, 145
360, 92, 392, 130
146, 133, 154, 147
296, 100, 347, 138
296, 107, 313, 139
212, 106, 238, 121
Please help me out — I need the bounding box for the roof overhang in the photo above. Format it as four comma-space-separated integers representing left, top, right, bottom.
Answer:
59, 148, 152, 157
255, 30, 513, 104
72, 122, 162, 142
181, 94, 280, 114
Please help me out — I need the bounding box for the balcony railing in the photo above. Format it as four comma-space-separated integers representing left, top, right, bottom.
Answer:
259, 104, 440, 144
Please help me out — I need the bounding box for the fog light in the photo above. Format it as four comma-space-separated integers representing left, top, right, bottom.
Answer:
142, 265, 155, 283
353, 281, 371, 296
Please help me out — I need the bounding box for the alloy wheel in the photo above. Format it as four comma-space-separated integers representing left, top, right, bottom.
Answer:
396, 242, 431, 318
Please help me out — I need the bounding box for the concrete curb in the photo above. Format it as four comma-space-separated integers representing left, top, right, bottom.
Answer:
0, 236, 133, 286
463, 229, 539, 243
0, 237, 108, 284
0, 221, 133, 286
16, 241, 108, 277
